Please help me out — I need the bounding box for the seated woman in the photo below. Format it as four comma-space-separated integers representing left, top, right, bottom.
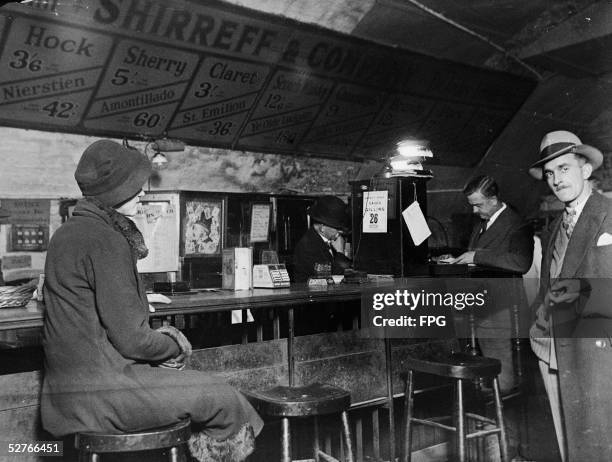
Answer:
41, 140, 262, 461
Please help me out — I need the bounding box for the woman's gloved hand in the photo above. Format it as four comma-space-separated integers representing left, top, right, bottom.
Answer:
156, 325, 192, 370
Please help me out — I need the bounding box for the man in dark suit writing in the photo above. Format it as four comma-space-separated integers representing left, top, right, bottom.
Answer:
529, 130, 612, 461
450, 176, 533, 394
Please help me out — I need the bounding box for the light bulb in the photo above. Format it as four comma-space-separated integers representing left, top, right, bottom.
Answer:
396, 140, 433, 158
151, 151, 168, 170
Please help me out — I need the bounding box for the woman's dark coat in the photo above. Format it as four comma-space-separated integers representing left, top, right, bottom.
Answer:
41, 200, 263, 437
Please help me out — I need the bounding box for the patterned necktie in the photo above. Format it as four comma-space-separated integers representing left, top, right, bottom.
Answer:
562, 208, 577, 238
480, 219, 489, 234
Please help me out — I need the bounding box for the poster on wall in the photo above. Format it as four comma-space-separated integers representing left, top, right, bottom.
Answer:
133, 194, 180, 273
184, 198, 224, 256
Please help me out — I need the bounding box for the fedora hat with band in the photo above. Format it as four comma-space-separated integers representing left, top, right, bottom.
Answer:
308, 196, 349, 231
529, 130, 603, 180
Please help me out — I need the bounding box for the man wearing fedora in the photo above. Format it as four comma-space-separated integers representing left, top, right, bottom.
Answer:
293, 195, 351, 283
529, 130, 612, 461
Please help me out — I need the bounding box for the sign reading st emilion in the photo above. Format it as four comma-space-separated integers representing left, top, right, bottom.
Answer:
0, 0, 536, 165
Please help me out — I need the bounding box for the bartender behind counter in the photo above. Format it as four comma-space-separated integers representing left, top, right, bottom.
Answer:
293, 195, 352, 282
450, 175, 533, 393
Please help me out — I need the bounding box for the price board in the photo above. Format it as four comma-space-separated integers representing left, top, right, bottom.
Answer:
0, 0, 537, 166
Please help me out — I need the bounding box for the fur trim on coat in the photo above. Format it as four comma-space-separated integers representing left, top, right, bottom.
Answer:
188, 423, 255, 462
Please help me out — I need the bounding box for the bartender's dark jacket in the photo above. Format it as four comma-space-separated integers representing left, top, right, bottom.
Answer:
41, 200, 263, 437
468, 205, 533, 274
293, 227, 349, 282
467, 206, 533, 313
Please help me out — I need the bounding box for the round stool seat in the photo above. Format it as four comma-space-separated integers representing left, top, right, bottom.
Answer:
75, 419, 191, 453
401, 352, 501, 380
243, 383, 351, 417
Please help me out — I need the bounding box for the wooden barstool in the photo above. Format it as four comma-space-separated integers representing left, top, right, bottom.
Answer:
243, 307, 354, 462
75, 418, 191, 462
243, 383, 354, 462
401, 353, 509, 462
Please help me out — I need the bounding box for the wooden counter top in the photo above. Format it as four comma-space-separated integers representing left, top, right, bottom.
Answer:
0, 280, 401, 332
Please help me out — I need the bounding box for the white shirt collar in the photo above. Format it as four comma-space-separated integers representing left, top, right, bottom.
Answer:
315, 228, 332, 245
486, 202, 507, 229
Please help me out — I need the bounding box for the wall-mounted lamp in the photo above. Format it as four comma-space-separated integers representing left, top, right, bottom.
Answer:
383, 140, 434, 178
146, 137, 185, 171
150, 149, 169, 170
396, 140, 433, 158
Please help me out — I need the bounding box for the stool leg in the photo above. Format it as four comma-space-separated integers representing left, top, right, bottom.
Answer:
341, 411, 354, 462
281, 417, 291, 462
454, 379, 466, 462
402, 370, 414, 462
493, 377, 509, 462
313, 416, 320, 462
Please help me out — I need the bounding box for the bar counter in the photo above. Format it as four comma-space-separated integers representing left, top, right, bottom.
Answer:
0, 279, 453, 461
0, 280, 401, 332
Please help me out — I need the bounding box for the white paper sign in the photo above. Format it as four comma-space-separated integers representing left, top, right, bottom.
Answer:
362, 191, 388, 233
250, 203, 271, 243
402, 201, 431, 246
133, 195, 180, 273
231, 309, 255, 324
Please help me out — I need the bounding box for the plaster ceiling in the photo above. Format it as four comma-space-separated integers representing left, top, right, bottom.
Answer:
225, 0, 603, 78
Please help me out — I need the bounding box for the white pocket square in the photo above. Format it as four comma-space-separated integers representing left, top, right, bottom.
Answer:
597, 232, 612, 246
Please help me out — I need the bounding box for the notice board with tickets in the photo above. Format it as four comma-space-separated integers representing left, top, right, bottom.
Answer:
0, 0, 536, 167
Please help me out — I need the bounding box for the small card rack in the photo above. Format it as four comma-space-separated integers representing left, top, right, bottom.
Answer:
253, 264, 290, 288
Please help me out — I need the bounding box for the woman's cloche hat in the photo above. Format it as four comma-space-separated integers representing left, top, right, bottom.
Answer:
529, 130, 603, 180
75, 140, 152, 207
308, 196, 350, 231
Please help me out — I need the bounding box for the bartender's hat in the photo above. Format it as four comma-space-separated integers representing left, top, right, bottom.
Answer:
308, 196, 350, 231
529, 130, 603, 180
75, 140, 152, 207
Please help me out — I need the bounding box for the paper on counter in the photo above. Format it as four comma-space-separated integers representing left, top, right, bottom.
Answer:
231, 309, 254, 324
402, 201, 431, 246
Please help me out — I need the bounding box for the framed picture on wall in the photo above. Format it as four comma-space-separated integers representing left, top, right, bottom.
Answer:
183, 196, 225, 257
